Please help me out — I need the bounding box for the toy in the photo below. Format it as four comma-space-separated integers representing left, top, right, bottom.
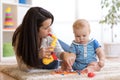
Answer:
4, 7, 14, 29
42, 34, 58, 65
52, 70, 80, 75
88, 72, 95, 78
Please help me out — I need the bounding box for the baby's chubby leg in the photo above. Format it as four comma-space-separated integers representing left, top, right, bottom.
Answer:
81, 62, 101, 73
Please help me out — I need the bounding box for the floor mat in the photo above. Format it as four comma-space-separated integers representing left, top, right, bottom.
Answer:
0, 60, 120, 80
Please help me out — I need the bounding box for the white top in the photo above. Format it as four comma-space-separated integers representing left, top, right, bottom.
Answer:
41, 36, 64, 58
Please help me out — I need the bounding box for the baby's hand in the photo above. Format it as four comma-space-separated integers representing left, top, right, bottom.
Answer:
61, 52, 76, 71
98, 60, 104, 68
55, 62, 66, 73
56, 61, 73, 73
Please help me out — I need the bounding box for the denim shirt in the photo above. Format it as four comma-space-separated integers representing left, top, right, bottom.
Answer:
69, 39, 101, 70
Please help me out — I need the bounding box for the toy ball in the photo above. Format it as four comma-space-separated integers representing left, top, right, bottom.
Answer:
88, 72, 95, 78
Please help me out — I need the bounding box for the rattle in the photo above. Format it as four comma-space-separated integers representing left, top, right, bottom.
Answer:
42, 34, 58, 65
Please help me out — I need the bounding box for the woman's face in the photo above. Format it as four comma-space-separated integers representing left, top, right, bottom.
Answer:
39, 19, 52, 38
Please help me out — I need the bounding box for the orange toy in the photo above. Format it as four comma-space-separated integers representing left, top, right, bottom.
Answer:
52, 70, 81, 75
52, 71, 78, 75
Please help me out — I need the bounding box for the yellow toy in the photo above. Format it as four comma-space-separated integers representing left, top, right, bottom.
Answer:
42, 34, 58, 65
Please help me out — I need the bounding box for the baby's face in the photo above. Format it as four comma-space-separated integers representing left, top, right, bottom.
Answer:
74, 27, 90, 44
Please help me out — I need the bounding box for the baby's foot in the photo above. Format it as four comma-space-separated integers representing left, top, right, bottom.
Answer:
80, 68, 89, 74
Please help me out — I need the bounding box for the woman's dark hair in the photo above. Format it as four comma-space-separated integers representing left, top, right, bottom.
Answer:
12, 7, 54, 67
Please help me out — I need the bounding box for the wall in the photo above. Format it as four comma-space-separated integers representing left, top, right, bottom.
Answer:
32, 0, 76, 45
32, 0, 120, 45
0, 0, 2, 61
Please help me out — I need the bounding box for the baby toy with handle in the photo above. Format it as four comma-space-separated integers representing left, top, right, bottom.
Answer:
42, 34, 58, 65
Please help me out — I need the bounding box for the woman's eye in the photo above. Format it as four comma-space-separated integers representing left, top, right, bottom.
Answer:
44, 27, 48, 29
43, 27, 49, 30
83, 35, 86, 37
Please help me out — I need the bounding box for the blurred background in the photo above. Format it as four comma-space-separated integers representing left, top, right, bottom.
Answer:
0, 0, 120, 62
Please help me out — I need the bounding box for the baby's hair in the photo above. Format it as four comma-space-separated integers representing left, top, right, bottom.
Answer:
73, 19, 91, 33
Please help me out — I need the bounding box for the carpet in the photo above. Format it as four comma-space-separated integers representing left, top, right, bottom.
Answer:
0, 60, 120, 80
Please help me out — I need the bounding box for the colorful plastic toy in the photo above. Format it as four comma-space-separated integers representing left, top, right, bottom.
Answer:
4, 7, 14, 29
52, 71, 78, 75
52, 70, 81, 75
42, 34, 58, 65
88, 72, 95, 78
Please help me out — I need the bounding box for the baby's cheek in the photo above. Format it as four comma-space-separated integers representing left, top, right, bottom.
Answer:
75, 38, 80, 42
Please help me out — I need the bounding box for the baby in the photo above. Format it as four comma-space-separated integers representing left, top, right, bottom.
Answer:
69, 19, 105, 73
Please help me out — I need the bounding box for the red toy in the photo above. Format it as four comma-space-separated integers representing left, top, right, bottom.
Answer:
88, 72, 95, 78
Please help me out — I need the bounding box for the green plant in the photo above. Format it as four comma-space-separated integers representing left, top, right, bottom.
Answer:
99, 0, 120, 42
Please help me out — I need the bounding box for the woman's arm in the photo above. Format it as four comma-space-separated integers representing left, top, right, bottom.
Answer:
13, 37, 32, 71
15, 53, 32, 71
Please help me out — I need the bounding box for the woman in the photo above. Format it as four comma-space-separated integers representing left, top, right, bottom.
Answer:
12, 7, 76, 71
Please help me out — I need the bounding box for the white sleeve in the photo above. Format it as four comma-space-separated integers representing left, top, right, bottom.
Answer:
54, 40, 64, 59
45, 36, 64, 59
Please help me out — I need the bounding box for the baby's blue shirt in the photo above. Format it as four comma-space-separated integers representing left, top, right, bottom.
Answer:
69, 39, 101, 70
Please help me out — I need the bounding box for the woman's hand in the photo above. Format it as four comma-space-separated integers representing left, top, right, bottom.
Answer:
60, 52, 76, 71
38, 46, 53, 59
